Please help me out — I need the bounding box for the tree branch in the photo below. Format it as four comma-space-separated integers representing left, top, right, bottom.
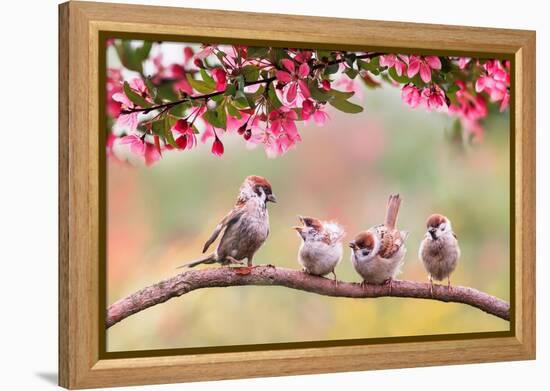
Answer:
121, 52, 382, 115
106, 265, 510, 328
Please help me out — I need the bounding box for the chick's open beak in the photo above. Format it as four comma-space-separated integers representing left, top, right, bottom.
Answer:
267, 194, 277, 203
293, 226, 305, 240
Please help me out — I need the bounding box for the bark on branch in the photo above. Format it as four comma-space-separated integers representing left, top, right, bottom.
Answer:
106, 266, 510, 328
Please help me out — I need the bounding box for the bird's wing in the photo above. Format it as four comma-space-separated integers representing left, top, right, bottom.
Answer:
202, 206, 246, 253
377, 226, 405, 259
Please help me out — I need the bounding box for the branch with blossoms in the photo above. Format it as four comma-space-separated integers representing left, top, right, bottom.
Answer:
106, 41, 510, 166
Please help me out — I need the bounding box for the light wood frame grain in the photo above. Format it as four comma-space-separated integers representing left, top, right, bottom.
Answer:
59, 1, 536, 389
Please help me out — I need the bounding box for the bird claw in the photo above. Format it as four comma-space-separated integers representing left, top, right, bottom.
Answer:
225, 256, 244, 266
384, 278, 393, 294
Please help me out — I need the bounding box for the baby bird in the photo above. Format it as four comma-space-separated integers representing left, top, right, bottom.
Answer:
419, 213, 460, 293
294, 216, 345, 283
349, 194, 408, 289
177, 175, 276, 269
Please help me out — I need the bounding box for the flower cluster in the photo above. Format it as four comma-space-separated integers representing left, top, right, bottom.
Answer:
106, 40, 510, 166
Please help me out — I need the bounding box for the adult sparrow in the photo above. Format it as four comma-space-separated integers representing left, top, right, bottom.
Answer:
349, 194, 408, 289
178, 175, 276, 268
294, 216, 345, 282
419, 213, 460, 293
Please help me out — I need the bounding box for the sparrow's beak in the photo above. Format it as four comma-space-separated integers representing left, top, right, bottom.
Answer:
428, 228, 437, 240
348, 241, 357, 250
293, 226, 305, 239
267, 194, 277, 203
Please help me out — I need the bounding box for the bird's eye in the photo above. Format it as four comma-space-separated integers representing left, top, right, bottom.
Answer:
362, 249, 370, 257
440, 224, 447, 231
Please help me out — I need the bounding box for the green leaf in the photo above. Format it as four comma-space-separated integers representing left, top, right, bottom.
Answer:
123, 81, 151, 108
324, 63, 339, 75
269, 48, 289, 65
144, 77, 160, 103
186, 73, 215, 94
236, 75, 245, 93
446, 83, 460, 94
115, 40, 144, 73
136, 41, 153, 62
358, 57, 381, 75
156, 83, 178, 101
344, 53, 357, 67
233, 96, 250, 109
344, 68, 359, 79
224, 84, 237, 97
388, 67, 410, 84
329, 98, 363, 113
151, 119, 165, 136
226, 101, 242, 119
203, 104, 227, 130
247, 47, 268, 58
168, 103, 190, 117
200, 69, 216, 88
267, 85, 283, 109
164, 117, 178, 148
216, 102, 227, 129
308, 81, 331, 102
316, 50, 332, 60
410, 73, 426, 88
241, 65, 260, 83
244, 93, 256, 109
330, 89, 355, 100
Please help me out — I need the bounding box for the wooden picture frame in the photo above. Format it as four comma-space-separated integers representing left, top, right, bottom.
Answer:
59, 1, 536, 388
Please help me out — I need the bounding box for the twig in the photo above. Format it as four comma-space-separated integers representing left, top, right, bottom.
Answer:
120, 52, 382, 115
106, 265, 510, 328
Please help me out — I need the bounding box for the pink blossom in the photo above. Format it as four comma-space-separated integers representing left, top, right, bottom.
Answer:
143, 143, 161, 166
422, 85, 446, 110
380, 55, 407, 76
448, 81, 488, 121
500, 92, 510, 112
457, 57, 471, 69
112, 78, 150, 132
276, 59, 311, 103
120, 134, 146, 155
264, 129, 301, 158
212, 68, 227, 92
183, 47, 194, 63
194, 45, 217, 60
302, 99, 329, 126
333, 76, 364, 100
172, 119, 197, 150
106, 68, 123, 118
294, 50, 313, 64
211, 133, 224, 157
227, 111, 252, 133
268, 107, 299, 139
401, 84, 422, 108
119, 134, 161, 166
407, 55, 442, 83
475, 60, 509, 108
321, 79, 331, 91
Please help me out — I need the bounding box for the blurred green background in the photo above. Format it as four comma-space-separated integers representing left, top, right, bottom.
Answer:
106, 72, 510, 352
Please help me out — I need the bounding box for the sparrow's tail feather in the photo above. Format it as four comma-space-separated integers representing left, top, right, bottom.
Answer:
384, 194, 402, 230
176, 253, 216, 269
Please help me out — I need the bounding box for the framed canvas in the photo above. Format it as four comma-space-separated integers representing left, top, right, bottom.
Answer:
58, 1, 536, 389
